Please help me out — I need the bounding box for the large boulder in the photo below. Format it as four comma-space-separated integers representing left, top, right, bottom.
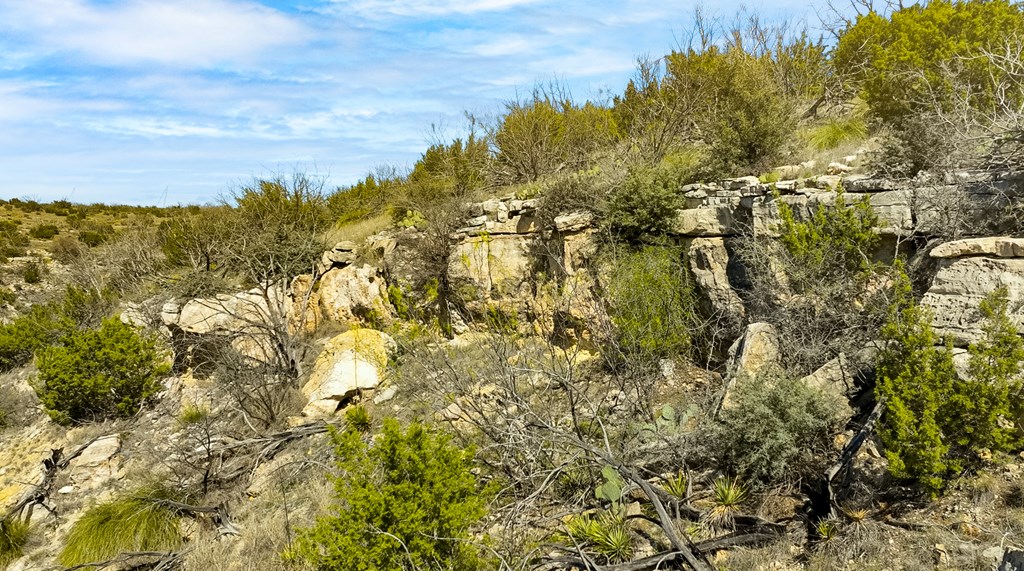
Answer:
300, 329, 396, 418
799, 348, 875, 399
67, 435, 123, 492
172, 286, 283, 335
726, 322, 780, 379
921, 255, 1024, 346
449, 234, 534, 298
687, 238, 744, 332
318, 264, 393, 323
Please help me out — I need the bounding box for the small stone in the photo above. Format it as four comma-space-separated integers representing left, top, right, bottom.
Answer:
58, 485, 75, 494
827, 162, 853, 175
554, 211, 594, 232
373, 385, 398, 404
984, 546, 1006, 561
464, 214, 487, 227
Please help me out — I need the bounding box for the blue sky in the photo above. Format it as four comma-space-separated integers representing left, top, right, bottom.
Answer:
0, 0, 819, 206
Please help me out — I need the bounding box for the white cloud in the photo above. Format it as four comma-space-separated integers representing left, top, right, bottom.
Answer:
83, 117, 239, 138
329, 0, 538, 17
0, 0, 308, 67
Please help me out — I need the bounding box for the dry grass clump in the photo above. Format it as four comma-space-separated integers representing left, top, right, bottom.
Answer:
58, 486, 183, 568
0, 518, 29, 567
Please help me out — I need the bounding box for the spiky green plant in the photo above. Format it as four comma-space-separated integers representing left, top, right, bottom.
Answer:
0, 518, 29, 567
58, 487, 182, 568
816, 518, 840, 542
663, 470, 688, 499
343, 404, 372, 433
178, 403, 208, 425
840, 505, 869, 523
563, 510, 633, 564
705, 477, 749, 528
590, 523, 633, 563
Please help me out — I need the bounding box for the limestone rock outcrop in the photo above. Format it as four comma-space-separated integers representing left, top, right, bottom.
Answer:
922, 239, 1024, 345
930, 237, 1024, 259
726, 322, 780, 379
318, 264, 393, 323
67, 435, 123, 492
300, 329, 396, 418
688, 237, 744, 334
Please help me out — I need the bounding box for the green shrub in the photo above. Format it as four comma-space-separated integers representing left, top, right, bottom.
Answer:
0, 518, 29, 567
0, 288, 15, 307
495, 93, 619, 183
229, 173, 332, 283
34, 317, 168, 424
536, 171, 603, 232
58, 487, 182, 567
946, 288, 1024, 455
604, 147, 714, 241
293, 419, 490, 571
712, 368, 845, 484
706, 52, 798, 175
877, 287, 1024, 495
49, 235, 84, 264
776, 188, 879, 286
0, 302, 77, 372
605, 246, 698, 362
78, 230, 107, 247
28, 224, 58, 239
21, 261, 42, 284
404, 135, 491, 202
875, 300, 958, 495
834, 0, 1024, 124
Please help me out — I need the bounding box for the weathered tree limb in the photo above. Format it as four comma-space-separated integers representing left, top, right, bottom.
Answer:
820, 398, 887, 519
4, 435, 105, 523
695, 532, 781, 552
623, 469, 715, 571
540, 551, 684, 571
148, 499, 240, 536
62, 549, 191, 571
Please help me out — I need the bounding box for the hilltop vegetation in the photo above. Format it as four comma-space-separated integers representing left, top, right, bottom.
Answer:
2, 2, 1024, 571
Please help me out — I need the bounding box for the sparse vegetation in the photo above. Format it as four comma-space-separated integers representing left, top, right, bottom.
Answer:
2, 3, 1024, 570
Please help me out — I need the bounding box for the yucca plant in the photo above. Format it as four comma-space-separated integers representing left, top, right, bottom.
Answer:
58, 486, 183, 567
816, 518, 840, 542
704, 477, 749, 529
564, 513, 603, 543
663, 470, 688, 499
344, 404, 372, 433
840, 505, 869, 523
591, 523, 633, 563
0, 518, 29, 567
562, 509, 634, 563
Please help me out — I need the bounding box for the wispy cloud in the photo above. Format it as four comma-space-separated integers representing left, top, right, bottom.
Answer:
327, 0, 538, 17
0, 0, 308, 67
